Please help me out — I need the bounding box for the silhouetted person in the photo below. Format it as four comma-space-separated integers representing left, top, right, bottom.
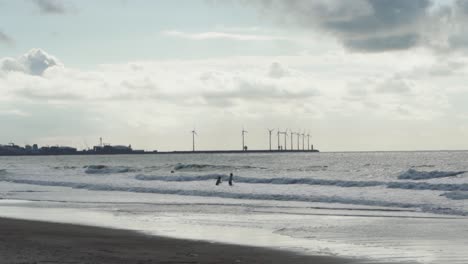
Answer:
229, 173, 234, 186
216, 176, 222, 186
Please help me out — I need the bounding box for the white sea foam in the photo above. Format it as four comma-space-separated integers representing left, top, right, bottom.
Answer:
398, 169, 466, 180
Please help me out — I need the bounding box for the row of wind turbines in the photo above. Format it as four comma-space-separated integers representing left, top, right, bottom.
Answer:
267, 128, 314, 151
190, 128, 314, 152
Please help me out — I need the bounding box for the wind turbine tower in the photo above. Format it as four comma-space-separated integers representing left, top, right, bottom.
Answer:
301, 132, 305, 150
277, 129, 281, 150
307, 132, 311, 151
290, 131, 294, 150
296, 132, 300, 150
242, 128, 248, 151
268, 128, 275, 151
191, 129, 197, 152
279, 130, 288, 151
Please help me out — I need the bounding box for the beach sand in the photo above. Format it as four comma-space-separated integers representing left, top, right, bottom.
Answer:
0, 217, 359, 264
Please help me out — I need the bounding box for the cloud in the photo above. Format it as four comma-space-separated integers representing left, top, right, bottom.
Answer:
0, 48, 463, 150
247, 0, 431, 52
32, 0, 73, 14
267, 62, 289, 78
0, 48, 62, 76
0, 31, 14, 47
375, 77, 411, 94
163, 30, 285, 41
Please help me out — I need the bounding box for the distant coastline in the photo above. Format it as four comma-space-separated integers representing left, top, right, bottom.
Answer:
0, 149, 319, 156
0, 142, 318, 156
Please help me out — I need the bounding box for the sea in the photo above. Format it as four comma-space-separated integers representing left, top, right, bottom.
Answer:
0, 151, 467, 264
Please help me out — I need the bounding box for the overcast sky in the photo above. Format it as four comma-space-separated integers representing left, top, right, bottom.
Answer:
1, 0, 468, 151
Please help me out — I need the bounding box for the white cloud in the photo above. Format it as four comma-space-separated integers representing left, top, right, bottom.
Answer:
0, 48, 464, 150
0, 48, 62, 76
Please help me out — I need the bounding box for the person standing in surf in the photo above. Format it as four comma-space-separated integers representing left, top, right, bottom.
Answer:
229, 173, 234, 186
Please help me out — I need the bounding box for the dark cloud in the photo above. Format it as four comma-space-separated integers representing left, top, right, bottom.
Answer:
32, 0, 72, 14
249, 0, 432, 52
0, 31, 14, 46
344, 33, 420, 52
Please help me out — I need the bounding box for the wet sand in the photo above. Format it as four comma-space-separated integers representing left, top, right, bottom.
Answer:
0, 217, 361, 264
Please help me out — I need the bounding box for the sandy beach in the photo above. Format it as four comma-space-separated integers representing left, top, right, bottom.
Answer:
0, 217, 360, 264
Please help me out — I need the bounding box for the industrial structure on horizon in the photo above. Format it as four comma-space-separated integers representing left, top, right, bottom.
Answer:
0, 128, 318, 156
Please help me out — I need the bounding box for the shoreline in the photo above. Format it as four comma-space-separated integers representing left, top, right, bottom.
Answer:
0, 217, 359, 264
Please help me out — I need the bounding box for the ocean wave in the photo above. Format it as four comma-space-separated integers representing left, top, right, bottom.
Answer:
135, 174, 223, 182
440, 191, 468, 200
398, 169, 466, 180
135, 174, 385, 188
84, 165, 139, 174
52, 166, 78, 170
173, 163, 265, 171
388, 182, 468, 192
1, 177, 465, 216
0, 169, 7, 176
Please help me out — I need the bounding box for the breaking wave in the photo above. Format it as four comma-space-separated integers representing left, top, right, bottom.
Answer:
135, 174, 468, 191
173, 163, 265, 171
84, 165, 139, 174
398, 169, 466, 180
440, 191, 468, 200
135, 174, 385, 188
1, 177, 465, 216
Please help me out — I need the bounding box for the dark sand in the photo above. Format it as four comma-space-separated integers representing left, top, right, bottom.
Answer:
0, 217, 359, 264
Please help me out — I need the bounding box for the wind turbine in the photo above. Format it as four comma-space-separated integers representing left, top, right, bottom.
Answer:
242, 128, 248, 151
267, 128, 275, 151
191, 129, 197, 152
307, 132, 311, 151
282, 130, 288, 151
296, 131, 300, 150
278, 130, 287, 151
301, 131, 305, 150
277, 129, 281, 150
290, 130, 296, 150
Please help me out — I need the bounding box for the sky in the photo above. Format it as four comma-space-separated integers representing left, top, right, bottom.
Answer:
1, 0, 468, 151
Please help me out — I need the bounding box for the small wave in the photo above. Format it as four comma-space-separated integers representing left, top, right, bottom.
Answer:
397, 169, 466, 180
287, 165, 328, 172
135, 174, 223, 182
1, 177, 465, 216
52, 166, 78, 170
173, 163, 264, 171
388, 182, 468, 192
135, 174, 385, 188
411, 165, 436, 168
84, 165, 139, 174
440, 191, 468, 200
0, 169, 7, 176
